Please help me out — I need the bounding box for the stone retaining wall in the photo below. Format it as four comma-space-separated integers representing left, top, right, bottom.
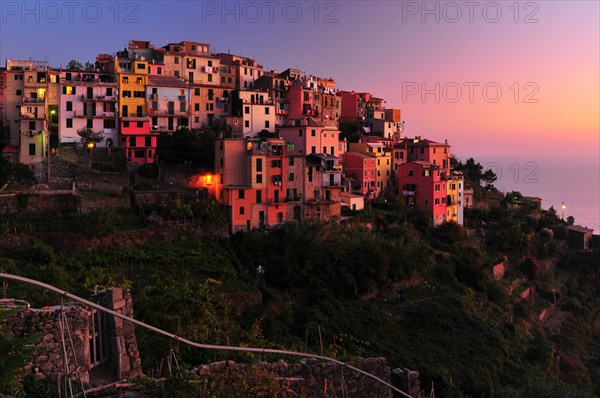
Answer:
192, 357, 395, 398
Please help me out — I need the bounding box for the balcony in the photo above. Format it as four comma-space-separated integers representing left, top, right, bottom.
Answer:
121, 113, 148, 121
149, 108, 189, 117
285, 195, 302, 203
22, 97, 44, 104
20, 112, 45, 119
402, 190, 416, 196
24, 81, 47, 88
83, 95, 117, 102
74, 111, 117, 118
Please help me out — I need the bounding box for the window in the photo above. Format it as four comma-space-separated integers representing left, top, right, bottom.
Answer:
145, 137, 152, 147
194, 88, 200, 96
87, 119, 93, 128
174, 57, 179, 64
137, 63, 145, 70
277, 212, 283, 223
66, 101, 72, 111
330, 146, 334, 155
123, 121, 130, 128
207, 74, 212, 82
136, 78, 143, 84
265, 107, 270, 115
311, 146, 316, 154
265, 121, 270, 128
137, 121, 143, 128
289, 173, 295, 181
28, 121, 36, 130
103, 119, 116, 129
256, 174, 262, 183
66, 118, 73, 128
244, 121, 249, 128
16, 89, 21, 96
311, 129, 316, 137
256, 158, 263, 172
408, 170, 414, 176
134, 91, 145, 98
323, 146, 326, 154
157, 67, 162, 75
256, 190, 262, 203
28, 143, 36, 156
244, 106, 250, 114
238, 189, 245, 199
15, 74, 23, 81
123, 90, 132, 98
206, 103, 213, 111
289, 157, 295, 166
299, 129, 303, 137
194, 103, 200, 111
240, 206, 245, 215
271, 160, 281, 168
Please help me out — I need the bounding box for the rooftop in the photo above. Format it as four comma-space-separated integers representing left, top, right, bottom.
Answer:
567, 225, 594, 234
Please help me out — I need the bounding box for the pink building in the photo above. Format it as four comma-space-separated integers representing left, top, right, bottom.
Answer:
400, 137, 451, 175
344, 151, 377, 200
278, 116, 340, 156
398, 161, 448, 225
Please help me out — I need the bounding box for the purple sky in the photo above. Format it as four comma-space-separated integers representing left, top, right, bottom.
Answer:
1, 0, 598, 159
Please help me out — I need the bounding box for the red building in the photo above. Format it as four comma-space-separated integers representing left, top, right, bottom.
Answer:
121, 120, 156, 164
344, 151, 377, 200
398, 161, 448, 225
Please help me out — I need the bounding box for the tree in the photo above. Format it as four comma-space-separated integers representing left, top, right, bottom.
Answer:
83, 61, 96, 71
77, 128, 104, 150
66, 59, 83, 70
482, 169, 498, 187
339, 121, 365, 143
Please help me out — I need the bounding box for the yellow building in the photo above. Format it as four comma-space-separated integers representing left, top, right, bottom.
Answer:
347, 142, 392, 198
116, 57, 148, 121
446, 175, 462, 224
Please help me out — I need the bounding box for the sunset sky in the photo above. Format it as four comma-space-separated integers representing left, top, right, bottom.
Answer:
1, 0, 598, 159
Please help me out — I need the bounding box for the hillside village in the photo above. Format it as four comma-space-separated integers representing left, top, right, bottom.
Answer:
0, 39, 474, 231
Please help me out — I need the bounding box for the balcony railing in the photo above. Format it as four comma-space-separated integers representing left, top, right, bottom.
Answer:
20, 113, 45, 119
74, 111, 117, 118
121, 113, 148, 120
22, 97, 44, 104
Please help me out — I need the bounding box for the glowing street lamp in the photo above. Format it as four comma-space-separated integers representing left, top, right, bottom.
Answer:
87, 142, 95, 154
561, 202, 566, 220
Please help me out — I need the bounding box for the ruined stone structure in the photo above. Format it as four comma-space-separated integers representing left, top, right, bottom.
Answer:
0, 287, 141, 383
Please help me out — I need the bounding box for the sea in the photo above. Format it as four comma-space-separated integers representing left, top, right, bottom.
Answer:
462, 155, 600, 232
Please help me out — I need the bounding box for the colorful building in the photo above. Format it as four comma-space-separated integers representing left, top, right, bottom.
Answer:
3, 59, 50, 167
57, 70, 118, 147
147, 75, 190, 133
348, 142, 393, 198
229, 89, 275, 137
214, 136, 293, 233
304, 154, 343, 221
398, 161, 448, 225
115, 54, 156, 163
446, 172, 464, 225
343, 151, 377, 199
278, 116, 340, 157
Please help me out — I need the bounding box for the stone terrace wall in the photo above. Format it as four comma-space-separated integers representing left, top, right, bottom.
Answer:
193, 357, 393, 398
1, 300, 91, 382
0, 288, 141, 383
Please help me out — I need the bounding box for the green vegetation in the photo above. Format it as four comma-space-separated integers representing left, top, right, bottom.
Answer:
0, 156, 37, 188
0, 187, 598, 397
